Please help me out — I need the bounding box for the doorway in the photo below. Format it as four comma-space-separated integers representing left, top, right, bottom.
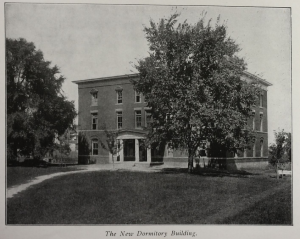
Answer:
123, 139, 135, 161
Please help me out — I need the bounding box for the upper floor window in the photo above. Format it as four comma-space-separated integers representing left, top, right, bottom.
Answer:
135, 91, 141, 103
135, 110, 142, 128
145, 110, 152, 127
117, 111, 122, 129
259, 94, 263, 108
92, 139, 98, 155
252, 111, 255, 131
117, 90, 123, 104
260, 113, 263, 132
90, 89, 98, 106
91, 113, 98, 130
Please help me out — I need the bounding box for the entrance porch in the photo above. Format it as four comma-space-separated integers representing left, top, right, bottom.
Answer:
108, 130, 151, 164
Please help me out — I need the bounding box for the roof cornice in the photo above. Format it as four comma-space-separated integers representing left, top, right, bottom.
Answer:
73, 71, 272, 87
243, 71, 273, 86
72, 73, 140, 84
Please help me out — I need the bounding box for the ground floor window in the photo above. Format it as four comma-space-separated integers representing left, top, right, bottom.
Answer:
260, 139, 264, 157
92, 139, 98, 155
244, 148, 247, 158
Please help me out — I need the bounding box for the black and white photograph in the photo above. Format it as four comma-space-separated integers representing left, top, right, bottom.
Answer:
3, 1, 296, 238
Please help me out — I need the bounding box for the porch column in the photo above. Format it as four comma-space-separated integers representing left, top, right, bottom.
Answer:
135, 139, 139, 162
147, 148, 151, 163
119, 139, 124, 162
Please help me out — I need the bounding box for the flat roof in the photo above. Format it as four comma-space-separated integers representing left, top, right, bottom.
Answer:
73, 71, 272, 86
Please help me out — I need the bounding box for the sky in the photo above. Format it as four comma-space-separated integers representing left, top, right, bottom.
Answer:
5, 3, 291, 145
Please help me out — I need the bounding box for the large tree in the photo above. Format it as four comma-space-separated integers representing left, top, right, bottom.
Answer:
7, 38, 77, 161
132, 14, 261, 172
269, 130, 291, 165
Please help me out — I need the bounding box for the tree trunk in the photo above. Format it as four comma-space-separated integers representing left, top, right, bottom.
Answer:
188, 149, 194, 173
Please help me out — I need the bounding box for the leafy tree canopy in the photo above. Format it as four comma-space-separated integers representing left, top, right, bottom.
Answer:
7, 38, 77, 160
132, 13, 261, 171
269, 129, 291, 165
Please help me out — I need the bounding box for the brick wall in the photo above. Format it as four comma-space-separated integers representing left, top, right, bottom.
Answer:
75, 73, 270, 166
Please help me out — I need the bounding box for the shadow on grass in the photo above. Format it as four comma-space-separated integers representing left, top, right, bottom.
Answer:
159, 167, 258, 178
220, 186, 292, 224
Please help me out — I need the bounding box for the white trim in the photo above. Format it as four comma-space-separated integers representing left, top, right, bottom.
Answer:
135, 139, 139, 162
117, 134, 144, 140
90, 110, 98, 113
134, 107, 142, 110
115, 109, 123, 112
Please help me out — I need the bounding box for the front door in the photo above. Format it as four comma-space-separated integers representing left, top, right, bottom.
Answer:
123, 139, 135, 161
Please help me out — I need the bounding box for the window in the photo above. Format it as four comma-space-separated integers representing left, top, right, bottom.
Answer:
117, 111, 122, 129
91, 92, 98, 106
91, 113, 98, 130
253, 140, 256, 157
135, 91, 141, 103
135, 110, 142, 128
243, 148, 247, 158
252, 115, 255, 131
260, 139, 264, 157
92, 139, 98, 155
259, 94, 263, 108
145, 110, 152, 127
260, 114, 263, 132
117, 90, 123, 104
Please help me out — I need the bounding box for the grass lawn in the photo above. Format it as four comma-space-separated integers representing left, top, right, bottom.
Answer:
7, 170, 291, 224
7, 166, 82, 188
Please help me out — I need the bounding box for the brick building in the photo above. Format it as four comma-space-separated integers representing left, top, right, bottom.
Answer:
73, 72, 272, 169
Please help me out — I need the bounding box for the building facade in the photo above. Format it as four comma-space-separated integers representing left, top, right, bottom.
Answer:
73, 72, 272, 169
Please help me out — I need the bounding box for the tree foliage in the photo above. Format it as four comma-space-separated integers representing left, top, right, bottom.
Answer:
132, 13, 261, 171
7, 38, 77, 160
269, 130, 291, 165
98, 125, 122, 168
